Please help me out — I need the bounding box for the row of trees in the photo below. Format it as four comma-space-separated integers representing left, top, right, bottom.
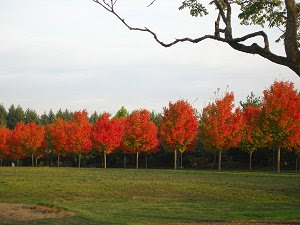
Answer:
0, 81, 299, 173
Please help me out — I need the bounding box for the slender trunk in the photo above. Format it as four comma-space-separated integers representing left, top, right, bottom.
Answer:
145, 154, 148, 169
174, 150, 177, 170
17, 159, 19, 167
212, 150, 217, 169
296, 158, 298, 173
31, 154, 34, 167
78, 153, 81, 168
180, 152, 183, 169
57, 154, 60, 167
104, 152, 107, 169
0, 157, 2, 166
249, 151, 253, 171
277, 147, 281, 173
124, 154, 126, 168
218, 150, 222, 171
136, 151, 139, 169
36, 157, 38, 167
272, 148, 275, 171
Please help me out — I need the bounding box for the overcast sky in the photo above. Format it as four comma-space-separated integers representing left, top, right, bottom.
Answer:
0, 0, 299, 116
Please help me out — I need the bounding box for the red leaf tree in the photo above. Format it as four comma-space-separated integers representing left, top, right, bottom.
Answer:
10, 122, 45, 166
0, 127, 10, 166
122, 109, 158, 169
199, 92, 244, 171
160, 100, 198, 170
240, 106, 268, 170
262, 81, 300, 173
91, 113, 125, 168
68, 110, 92, 168
47, 118, 69, 167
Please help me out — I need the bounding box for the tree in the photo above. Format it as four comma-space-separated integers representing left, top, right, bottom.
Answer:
48, 118, 69, 167
114, 106, 129, 118
67, 111, 92, 168
91, 0, 300, 77
122, 109, 159, 169
240, 106, 266, 170
0, 127, 10, 166
7, 105, 25, 129
24, 109, 40, 124
40, 112, 50, 125
89, 111, 100, 124
199, 92, 244, 171
12, 122, 45, 166
160, 100, 198, 170
262, 81, 300, 173
0, 104, 7, 127
91, 113, 125, 168
48, 110, 56, 124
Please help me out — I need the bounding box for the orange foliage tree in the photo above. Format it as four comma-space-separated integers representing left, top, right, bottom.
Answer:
0, 127, 10, 166
262, 81, 300, 173
10, 122, 45, 166
91, 113, 125, 168
47, 118, 69, 167
68, 111, 92, 168
160, 100, 198, 170
199, 92, 244, 171
122, 109, 158, 169
240, 106, 267, 170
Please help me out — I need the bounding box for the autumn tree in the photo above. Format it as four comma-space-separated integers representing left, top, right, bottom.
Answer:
199, 92, 244, 171
262, 81, 300, 173
91, 0, 300, 77
0, 127, 10, 166
11, 122, 45, 166
122, 109, 158, 169
240, 106, 266, 170
48, 118, 69, 167
91, 113, 124, 168
160, 100, 198, 170
67, 111, 92, 168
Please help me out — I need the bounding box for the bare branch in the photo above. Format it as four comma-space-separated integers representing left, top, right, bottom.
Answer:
233, 31, 270, 51
147, 0, 156, 7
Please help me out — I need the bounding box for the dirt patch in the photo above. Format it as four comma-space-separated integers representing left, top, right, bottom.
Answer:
161, 223, 300, 225
0, 203, 75, 221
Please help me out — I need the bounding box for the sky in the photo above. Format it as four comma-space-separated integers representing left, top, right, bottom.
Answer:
0, 0, 299, 116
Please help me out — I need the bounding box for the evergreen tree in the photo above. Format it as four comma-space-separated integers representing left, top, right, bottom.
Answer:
40, 112, 50, 125
89, 111, 99, 124
48, 110, 56, 124
114, 106, 129, 118
0, 104, 7, 127
7, 105, 25, 129
24, 109, 40, 124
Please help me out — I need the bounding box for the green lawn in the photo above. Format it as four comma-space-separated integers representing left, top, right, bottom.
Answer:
0, 167, 299, 225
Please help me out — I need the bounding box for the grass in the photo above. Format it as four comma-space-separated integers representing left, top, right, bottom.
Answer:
0, 167, 299, 224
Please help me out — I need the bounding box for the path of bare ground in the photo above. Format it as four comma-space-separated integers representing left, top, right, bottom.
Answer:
0, 203, 75, 221
160, 222, 300, 225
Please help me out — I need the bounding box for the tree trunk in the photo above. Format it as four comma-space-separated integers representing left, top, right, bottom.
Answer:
36, 157, 38, 167
249, 151, 253, 171
31, 154, 34, 167
277, 147, 281, 173
180, 152, 183, 169
57, 154, 60, 167
78, 153, 81, 168
0, 157, 2, 166
17, 159, 19, 167
124, 154, 126, 168
212, 150, 217, 169
104, 152, 107, 169
174, 150, 177, 170
272, 148, 275, 171
145, 154, 148, 169
218, 150, 222, 171
296, 158, 298, 173
136, 151, 139, 169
